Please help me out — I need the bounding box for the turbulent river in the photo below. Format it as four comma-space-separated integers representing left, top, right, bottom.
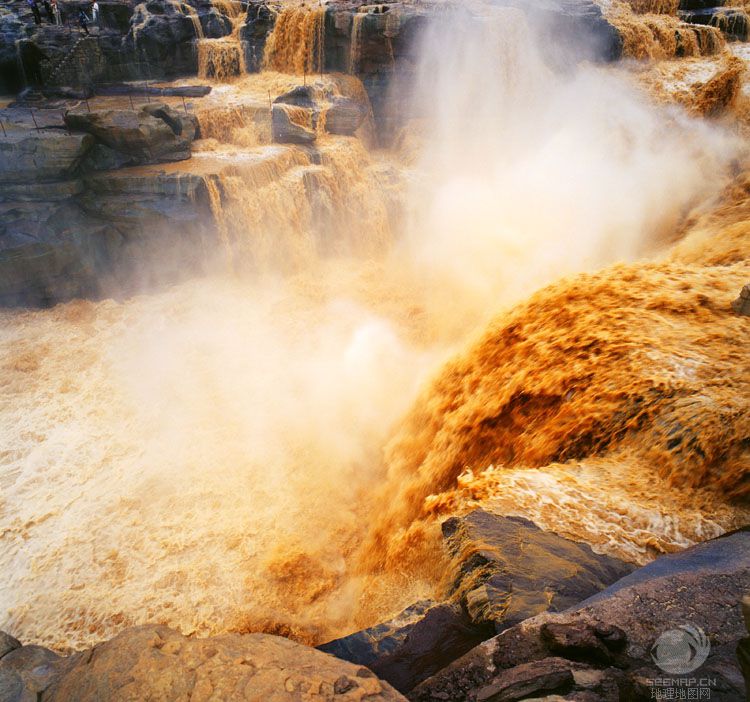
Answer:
2, 0, 750, 652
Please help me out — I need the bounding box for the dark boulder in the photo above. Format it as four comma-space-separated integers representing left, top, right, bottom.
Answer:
412, 527, 750, 702
739, 596, 750, 692
320, 601, 493, 693
0, 9, 26, 93
442, 510, 634, 631
125, 1, 200, 77
0, 643, 74, 702
240, 0, 277, 71
0, 632, 21, 661
321, 512, 631, 694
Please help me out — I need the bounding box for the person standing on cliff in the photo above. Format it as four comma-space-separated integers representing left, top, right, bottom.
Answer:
51, 0, 61, 24
42, 0, 54, 23
77, 7, 89, 34
27, 0, 42, 25
91, 1, 99, 24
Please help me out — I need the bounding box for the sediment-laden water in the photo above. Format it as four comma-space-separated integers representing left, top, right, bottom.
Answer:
2, 0, 749, 653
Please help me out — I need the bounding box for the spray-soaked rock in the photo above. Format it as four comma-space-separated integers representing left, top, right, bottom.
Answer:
271, 85, 369, 143
412, 527, 750, 702
272, 102, 317, 144
319, 601, 492, 693
679, 6, 749, 40
320, 512, 630, 694
37, 624, 406, 701
0, 632, 20, 661
732, 284, 750, 316
325, 96, 368, 136
442, 511, 634, 631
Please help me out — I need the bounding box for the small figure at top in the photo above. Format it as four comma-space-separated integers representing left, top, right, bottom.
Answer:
42, 0, 54, 23
78, 7, 90, 34
27, 0, 42, 25
51, 0, 61, 25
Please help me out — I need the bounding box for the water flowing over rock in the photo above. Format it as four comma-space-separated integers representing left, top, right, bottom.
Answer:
271, 84, 369, 143
2, 0, 750, 691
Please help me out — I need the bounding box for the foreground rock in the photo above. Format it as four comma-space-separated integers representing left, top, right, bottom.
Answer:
412, 527, 750, 702
0, 624, 407, 701
320, 511, 632, 693
320, 601, 492, 694
442, 511, 634, 632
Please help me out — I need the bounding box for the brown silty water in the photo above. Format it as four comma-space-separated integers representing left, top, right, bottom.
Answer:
1, 2, 750, 653
197, 0, 248, 80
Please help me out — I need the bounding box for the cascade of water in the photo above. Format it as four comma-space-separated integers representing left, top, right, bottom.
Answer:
263, 4, 326, 75
198, 0, 248, 80
349, 11, 366, 74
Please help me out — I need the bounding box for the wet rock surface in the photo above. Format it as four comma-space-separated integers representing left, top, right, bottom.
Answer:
319, 511, 631, 695
0, 624, 407, 701
679, 6, 749, 41
272, 84, 369, 144
732, 283, 750, 315
320, 601, 493, 694
411, 527, 750, 702
442, 510, 634, 632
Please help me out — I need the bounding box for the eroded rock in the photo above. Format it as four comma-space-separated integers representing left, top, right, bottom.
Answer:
0, 131, 93, 184
64, 104, 195, 164
442, 511, 634, 631
271, 84, 369, 144
320, 601, 492, 693
44, 624, 407, 701
475, 657, 575, 702
412, 527, 750, 702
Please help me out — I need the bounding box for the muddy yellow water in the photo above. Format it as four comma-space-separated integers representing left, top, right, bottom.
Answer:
2, 3, 750, 653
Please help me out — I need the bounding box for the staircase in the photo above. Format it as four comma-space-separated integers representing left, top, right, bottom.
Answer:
44, 35, 104, 88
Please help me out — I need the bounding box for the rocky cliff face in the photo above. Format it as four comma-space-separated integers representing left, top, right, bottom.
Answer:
0, 103, 211, 305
